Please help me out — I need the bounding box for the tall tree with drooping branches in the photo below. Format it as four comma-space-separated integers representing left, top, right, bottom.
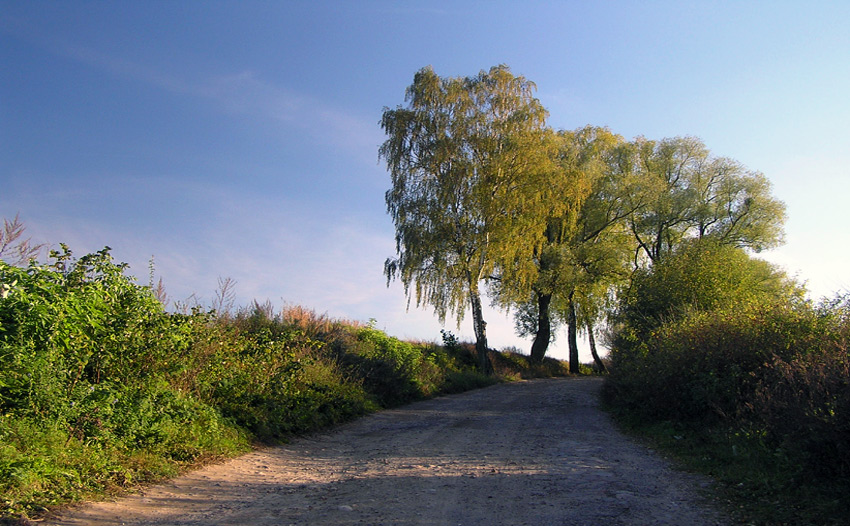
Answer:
505, 126, 636, 369
380, 65, 554, 374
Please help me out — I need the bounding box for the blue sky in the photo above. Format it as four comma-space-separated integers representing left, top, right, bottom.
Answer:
2, 1, 849, 361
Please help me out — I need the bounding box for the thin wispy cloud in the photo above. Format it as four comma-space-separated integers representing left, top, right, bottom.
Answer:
2, 15, 380, 163
1, 14, 194, 95
200, 71, 383, 162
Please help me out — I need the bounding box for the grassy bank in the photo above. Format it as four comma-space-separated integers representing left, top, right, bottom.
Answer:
0, 247, 569, 523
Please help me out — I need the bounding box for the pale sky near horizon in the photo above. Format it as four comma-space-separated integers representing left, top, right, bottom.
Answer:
2, 1, 849, 361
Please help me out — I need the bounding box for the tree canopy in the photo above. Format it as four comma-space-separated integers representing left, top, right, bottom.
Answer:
624, 136, 786, 264
380, 65, 553, 373
381, 66, 788, 368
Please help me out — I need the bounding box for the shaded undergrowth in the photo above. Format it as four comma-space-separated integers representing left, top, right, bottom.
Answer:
603, 300, 850, 524
602, 249, 850, 524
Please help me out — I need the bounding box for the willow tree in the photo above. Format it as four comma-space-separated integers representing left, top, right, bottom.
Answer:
380, 65, 553, 374
626, 136, 786, 265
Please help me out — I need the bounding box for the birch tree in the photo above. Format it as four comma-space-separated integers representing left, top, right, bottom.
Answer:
380, 65, 553, 374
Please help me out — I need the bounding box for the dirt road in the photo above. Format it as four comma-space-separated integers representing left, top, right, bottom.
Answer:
45, 377, 729, 525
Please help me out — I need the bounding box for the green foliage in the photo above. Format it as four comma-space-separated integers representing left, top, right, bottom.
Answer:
381, 65, 555, 372
604, 239, 850, 524
180, 322, 375, 441
605, 239, 814, 423
352, 323, 425, 403
0, 250, 246, 520
748, 298, 850, 478
1, 246, 195, 412
605, 301, 825, 422
613, 239, 800, 342
624, 136, 786, 263
1, 244, 554, 521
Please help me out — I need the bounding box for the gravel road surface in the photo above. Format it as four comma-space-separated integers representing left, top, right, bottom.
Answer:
45, 377, 729, 526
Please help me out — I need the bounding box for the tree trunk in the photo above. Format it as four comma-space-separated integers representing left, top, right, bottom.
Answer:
567, 291, 580, 374
587, 319, 607, 373
469, 288, 493, 375
529, 291, 552, 363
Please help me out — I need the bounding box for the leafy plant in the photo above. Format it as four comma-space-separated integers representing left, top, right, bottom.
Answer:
0, 239, 567, 522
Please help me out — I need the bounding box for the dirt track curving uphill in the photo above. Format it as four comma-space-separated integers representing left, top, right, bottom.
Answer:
44, 377, 728, 526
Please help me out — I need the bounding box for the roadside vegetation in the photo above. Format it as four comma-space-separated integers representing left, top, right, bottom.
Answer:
602, 240, 850, 525
380, 65, 849, 524
0, 241, 569, 523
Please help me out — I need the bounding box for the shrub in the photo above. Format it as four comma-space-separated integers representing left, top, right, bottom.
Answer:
605, 239, 808, 422
747, 300, 850, 477
605, 277, 850, 524
614, 239, 801, 344
0, 249, 251, 519
604, 300, 826, 423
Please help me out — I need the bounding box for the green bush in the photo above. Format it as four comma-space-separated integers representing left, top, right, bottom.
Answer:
603, 297, 850, 525
747, 298, 850, 478
0, 242, 562, 522
604, 239, 806, 421
0, 249, 250, 519
604, 236, 850, 522
0, 247, 196, 413
347, 324, 427, 405
197, 326, 376, 440
604, 301, 825, 422
613, 239, 801, 344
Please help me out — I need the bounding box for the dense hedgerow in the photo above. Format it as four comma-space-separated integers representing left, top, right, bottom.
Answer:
604, 241, 809, 422
603, 240, 850, 523
604, 301, 827, 423
0, 245, 558, 521
747, 296, 850, 479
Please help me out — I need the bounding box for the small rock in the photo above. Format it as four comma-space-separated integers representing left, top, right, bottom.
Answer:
338, 505, 354, 512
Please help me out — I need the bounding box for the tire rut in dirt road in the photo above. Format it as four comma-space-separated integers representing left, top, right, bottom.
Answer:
45, 377, 729, 526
